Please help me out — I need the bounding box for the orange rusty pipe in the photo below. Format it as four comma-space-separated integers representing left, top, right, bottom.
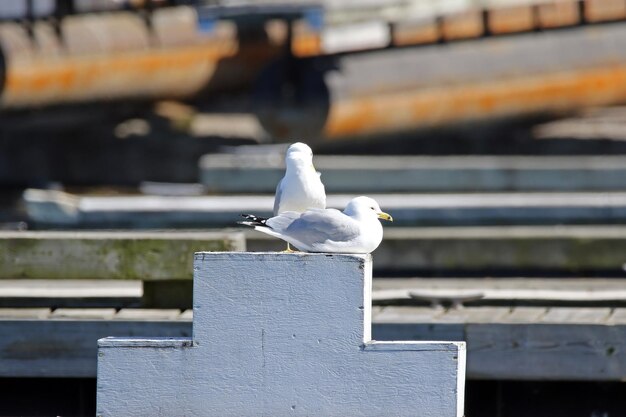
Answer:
323, 65, 626, 139
1, 41, 238, 109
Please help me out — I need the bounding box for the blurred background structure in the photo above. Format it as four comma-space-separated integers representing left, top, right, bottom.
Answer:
2, 0, 626, 415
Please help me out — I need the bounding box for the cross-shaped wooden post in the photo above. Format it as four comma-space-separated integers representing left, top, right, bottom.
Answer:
97, 252, 465, 416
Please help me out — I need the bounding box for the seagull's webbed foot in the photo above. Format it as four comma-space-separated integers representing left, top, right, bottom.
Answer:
281, 243, 298, 253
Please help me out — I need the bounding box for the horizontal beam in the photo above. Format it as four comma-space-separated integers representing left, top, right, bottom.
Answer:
0, 319, 191, 377
24, 189, 626, 227
4, 305, 626, 380
373, 278, 626, 306
374, 306, 626, 381
247, 226, 626, 273
200, 154, 626, 193
4, 276, 625, 311
0, 231, 245, 280
5, 225, 626, 277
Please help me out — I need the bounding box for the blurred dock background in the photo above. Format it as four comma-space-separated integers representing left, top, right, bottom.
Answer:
3, 0, 626, 415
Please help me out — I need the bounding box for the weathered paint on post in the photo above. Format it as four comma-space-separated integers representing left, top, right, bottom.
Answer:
97, 252, 465, 416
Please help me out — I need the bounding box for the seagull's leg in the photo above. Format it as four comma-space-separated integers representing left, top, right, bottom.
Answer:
282, 243, 296, 253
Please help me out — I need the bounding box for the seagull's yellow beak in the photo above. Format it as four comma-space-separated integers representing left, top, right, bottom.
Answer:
311, 163, 316, 172
377, 212, 393, 222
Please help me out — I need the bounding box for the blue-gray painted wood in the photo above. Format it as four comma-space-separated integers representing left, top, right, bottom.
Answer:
97, 253, 465, 416
0, 320, 191, 377
6, 305, 626, 380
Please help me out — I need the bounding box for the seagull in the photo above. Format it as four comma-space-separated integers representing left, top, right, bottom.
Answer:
240, 196, 393, 254
273, 142, 326, 250
274, 142, 326, 215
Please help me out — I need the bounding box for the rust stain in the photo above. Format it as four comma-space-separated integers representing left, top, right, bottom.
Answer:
488, 7, 535, 34
584, 0, 626, 22
441, 11, 484, 41
2, 40, 238, 108
392, 24, 440, 47
323, 65, 626, 138
537, 2, 580, 29
292, 33, 321, 58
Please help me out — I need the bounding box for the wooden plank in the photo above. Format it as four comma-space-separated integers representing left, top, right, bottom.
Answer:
321, 21, 391, 54
501, 307, 548, 323
584, 0, 626, 22
488, 6, 535, 34
4, 304, 626, 380
441, 11, 484, 40
372, 306, 464, 342
464, 323, 626, 380
0, 229, 245, 280
392, 19, 439, 46
51, 308, 117, 320
26, 189, 626, 227
0, 308, 51, 319
373, 305, 626, 380
541, 307, 612, 324
372, 278, 626, 305
114, 309, 182, 321
0, 279, 142, 297
374, 306, 442, 323
200, 154, 626, 193
0, 279, 143, 308
248, 226, 626, 273
438, 307, 511, 323
374, 277, 626, 291
0, 319, 191, 377
179, 309, 193, 320
608, 308, 626, 324
537, 1, 580, 28
372, 226, 626, 272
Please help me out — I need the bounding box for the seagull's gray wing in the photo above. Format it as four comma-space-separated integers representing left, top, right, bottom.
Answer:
267, 208, 360, 245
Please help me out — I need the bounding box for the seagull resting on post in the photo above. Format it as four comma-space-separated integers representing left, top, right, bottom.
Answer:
272, 142, 326, 251
240, 196, 393, 254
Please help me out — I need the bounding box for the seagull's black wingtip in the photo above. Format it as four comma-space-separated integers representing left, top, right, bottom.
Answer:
240, 214, 268, 226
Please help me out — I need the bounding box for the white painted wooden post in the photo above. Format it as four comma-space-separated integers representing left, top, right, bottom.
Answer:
97, 252, 466, 416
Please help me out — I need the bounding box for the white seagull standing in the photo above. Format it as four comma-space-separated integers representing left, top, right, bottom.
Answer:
240, 196, 393, 254
272, 142, 326, 250
274, 142, 326, 215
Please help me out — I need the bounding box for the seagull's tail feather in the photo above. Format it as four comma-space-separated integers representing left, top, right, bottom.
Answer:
239, 214, 269, 227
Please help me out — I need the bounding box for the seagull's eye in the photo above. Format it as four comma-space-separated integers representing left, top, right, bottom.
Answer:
370, 207, 375, 210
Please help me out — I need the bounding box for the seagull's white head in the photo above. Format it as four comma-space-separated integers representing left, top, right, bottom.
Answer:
285, 142, 314, 169
343, 196, 393, 222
